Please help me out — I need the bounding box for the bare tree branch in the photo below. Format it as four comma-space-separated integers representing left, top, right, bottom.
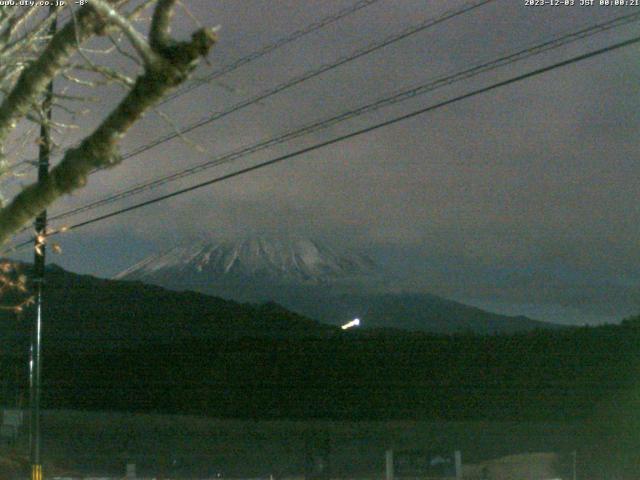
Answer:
0, 1, 218, 244
0, 4, 107, 151
150, 0, 177, 51
89, 0, 158, 65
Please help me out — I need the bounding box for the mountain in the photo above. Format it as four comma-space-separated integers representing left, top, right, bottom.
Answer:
282, 292, 560, 335
0, 261, 337, 352
116, 234, 377, 286
115, 235, 386, 304
0, 261, 621, 424
115, 235, 562, 334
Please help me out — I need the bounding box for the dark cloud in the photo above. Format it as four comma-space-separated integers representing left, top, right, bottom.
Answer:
10, 0, 640, 325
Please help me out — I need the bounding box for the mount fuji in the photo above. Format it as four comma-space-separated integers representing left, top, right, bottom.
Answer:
115, 234, 561, 334
115, 235, 384, 301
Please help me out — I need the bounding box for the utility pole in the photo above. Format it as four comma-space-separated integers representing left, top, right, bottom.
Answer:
30, 7, 57, 480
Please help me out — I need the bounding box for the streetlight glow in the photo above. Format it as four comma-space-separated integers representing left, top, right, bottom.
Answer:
341, 318, 360, 330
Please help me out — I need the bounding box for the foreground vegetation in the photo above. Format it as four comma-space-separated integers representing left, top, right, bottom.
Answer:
1, 265, 639, 478
3, 410, 579, 477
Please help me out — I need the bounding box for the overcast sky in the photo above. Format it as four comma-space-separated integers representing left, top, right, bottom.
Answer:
6, 0, 640, 325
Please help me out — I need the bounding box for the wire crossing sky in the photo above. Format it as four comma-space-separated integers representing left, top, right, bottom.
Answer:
11, 30, 636, 246
7, 0, 640, 325
43, 10, 640, 225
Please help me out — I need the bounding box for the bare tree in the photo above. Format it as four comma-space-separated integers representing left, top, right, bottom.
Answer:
0, 0, 217, 245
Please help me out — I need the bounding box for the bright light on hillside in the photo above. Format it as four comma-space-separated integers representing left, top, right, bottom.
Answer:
341, 318, 360, 330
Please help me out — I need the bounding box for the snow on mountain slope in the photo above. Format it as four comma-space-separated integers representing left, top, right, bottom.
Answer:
115, 235, 378, 286
114, 234, 562, 334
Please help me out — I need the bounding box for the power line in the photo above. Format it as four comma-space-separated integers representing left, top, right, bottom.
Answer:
114, 0, 495, 162
22, 0, 382, 173
34, 0, 490, 177
157, 0, 384, 107
11, 0, 383, 180
8, 0, 496, 231
46, 11, 640, 224
25, 33, 639, 245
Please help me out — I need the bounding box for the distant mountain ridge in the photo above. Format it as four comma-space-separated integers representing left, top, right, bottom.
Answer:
0, 261, 337, 353
115, 234, 562, 334
116, 235, 377, 285
284, 291, 560, 334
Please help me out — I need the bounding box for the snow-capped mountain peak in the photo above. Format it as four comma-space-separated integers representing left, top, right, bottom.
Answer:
115, 234, 378, 286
